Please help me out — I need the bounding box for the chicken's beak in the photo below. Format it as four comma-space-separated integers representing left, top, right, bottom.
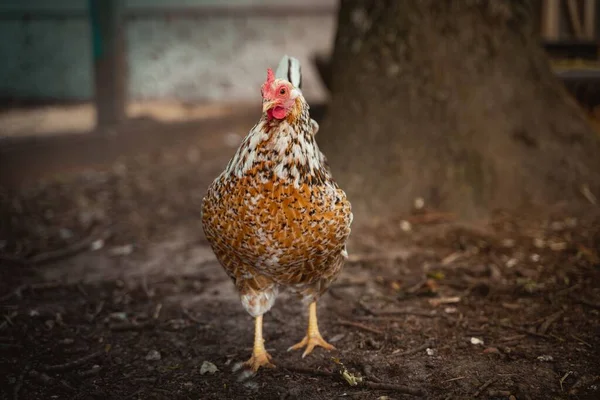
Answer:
262, 100, 278, 113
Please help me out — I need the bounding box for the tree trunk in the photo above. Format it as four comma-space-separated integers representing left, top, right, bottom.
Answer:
319, 0, 600, 226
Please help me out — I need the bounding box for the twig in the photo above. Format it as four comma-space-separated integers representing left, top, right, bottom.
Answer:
109, 320, 155, 332
556, 283, 582, 296
560, 371, 573, 391
494, 322, 553, 340
181, 308, 202, 324
153, 303, 162, 320
39, 350, 105, 372
331, 279, 368, 289
473, 378, 496, 397
0, 253, 29, 266
28, 370, 53, 384
89, 301, 105, 322
76, 283, 88, 298
538, 310, 564, 335
358, 302, 443, 319
571, 295, 600, 310
570, 334, 592, 348
404, 211, 456, 225
488, 390, 511, 397
13, 364, 29, 400
1, 284, 27, 302
346, 249, 414, 264
443, 376, 466, 383
363, 381, 424, 396
78, 365, 103, 378
336, 319, 384, 335
499, 334, 526, 343
1, 281, 79, 303
28, 230, 112, 265
141, 275, 154, 299
428, 296, 461, 307
282, 365, 424, 396
283, 365, 334, 377
441, 252, 463, 266
393, 340, 434, 357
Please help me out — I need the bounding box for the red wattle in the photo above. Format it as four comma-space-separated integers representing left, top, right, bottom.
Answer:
272, 106, 286, 119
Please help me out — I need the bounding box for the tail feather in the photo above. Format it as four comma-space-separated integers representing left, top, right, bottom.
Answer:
275, 55, 319, 136
275, 55, 302, 89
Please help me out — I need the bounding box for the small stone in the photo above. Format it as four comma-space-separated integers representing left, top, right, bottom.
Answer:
243, 380, 259, 390
470, 337, 484, 345
29, 309, 40, 317
145, 350, 161, 361
549, 241, 567, 251
444, 307, 457, 314
506, 258, 518, 268
502, 238, 515, 248
482, 347, 500, 354
59, 228, 73, 240
426, 348, 435, 356
110, 312, 128, 321
564, 217, 577, 228
113, 162, 127, 175
502, 302, 520, 310
400, 220, 412, 232
387, 64, 400, 77
109, 244, 133, 256
537, 354, 553, 362
200, 361, 218, 375
414, 197, 425, 209
530, 253, 540, 262
90, 239, 104, 251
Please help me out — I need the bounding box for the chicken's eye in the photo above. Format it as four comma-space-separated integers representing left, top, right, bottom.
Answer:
279, 87, 286, 95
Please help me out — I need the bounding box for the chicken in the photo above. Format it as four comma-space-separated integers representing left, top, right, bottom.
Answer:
201, 58, 352, 372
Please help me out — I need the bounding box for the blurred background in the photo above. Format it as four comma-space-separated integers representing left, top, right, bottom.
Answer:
0, 0, 337, 137
1, 2, 600, 399
0, 0, 599, 138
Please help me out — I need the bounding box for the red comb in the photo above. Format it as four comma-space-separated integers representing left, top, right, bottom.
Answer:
266, 68, 275, 84
261, 68, 276, 97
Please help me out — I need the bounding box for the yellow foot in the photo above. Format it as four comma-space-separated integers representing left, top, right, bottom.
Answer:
243, 351, 275, 372
287, 333, 336, 358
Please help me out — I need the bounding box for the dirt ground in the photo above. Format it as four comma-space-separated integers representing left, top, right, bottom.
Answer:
0, 113, 599, 400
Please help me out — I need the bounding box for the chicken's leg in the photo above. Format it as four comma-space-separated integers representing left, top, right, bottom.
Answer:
244, 314, 275, 371
288, 301, 335, 358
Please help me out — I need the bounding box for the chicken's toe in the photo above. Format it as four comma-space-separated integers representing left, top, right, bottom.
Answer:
243, 351, 275, 372
288, 333, 335, 358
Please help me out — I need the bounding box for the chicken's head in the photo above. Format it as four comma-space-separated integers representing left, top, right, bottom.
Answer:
261, 68, 300, 120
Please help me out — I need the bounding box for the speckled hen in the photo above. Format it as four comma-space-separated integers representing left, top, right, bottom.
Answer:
201, 58, 352, 372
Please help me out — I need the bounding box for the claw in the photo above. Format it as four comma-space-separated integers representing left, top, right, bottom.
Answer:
288, 332, 335, 358
243, 350, 275, 372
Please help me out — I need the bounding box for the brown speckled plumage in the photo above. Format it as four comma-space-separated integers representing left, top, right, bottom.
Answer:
202, 78, 352, 319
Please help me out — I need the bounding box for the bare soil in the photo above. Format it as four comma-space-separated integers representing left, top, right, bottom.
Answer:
1, 115, 599, 400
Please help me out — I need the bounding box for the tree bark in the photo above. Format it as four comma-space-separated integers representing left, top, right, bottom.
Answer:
319, 0, 600, 225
